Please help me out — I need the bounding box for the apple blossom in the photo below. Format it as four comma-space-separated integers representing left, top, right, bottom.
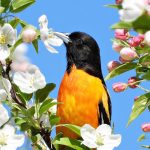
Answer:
0, 104, 9, 127
120, 47, 138, 61
144, 31, 150, 46
13, 65, 46, 94
0, 124, 25, 150
112, 82, 127, 92
81, 124, 121, 150
119, 0, 145, 22
128, 77, 139, 89
141, 123, 150, 132
0, 23, 17, 60
114, 29, 129, 40
22, 27, 37, 43
112, 41, 123, 52
0, 78, 11, 101
39, 15, 63, 53
107, 61, 121, 72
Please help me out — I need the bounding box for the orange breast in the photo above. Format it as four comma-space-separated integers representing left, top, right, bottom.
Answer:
56, 66, 103, 138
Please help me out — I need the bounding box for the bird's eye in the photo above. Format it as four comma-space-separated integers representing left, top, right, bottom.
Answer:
75, 39, 83, 46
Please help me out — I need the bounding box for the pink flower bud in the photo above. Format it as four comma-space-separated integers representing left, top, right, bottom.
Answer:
22, 28, 37, 43
128, 36, 143, 47
128, 77, 139, 89
138, 34, 145, 41
115, 29, 129, 40
119, 56, 131, 63
112, 41, 123, 52
107, 61, 121, 72
141, 123, 150, 132
134, 96, 139, 101
144, 31, 150, 46
112, 82, 127, 92
120, 47, 138, 61
116, 0, 123, 5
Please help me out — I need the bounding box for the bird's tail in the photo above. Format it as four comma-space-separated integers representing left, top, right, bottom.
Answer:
98, 85, 111, 125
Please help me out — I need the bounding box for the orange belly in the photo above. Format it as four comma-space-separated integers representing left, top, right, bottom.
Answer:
56, 66, 103, 138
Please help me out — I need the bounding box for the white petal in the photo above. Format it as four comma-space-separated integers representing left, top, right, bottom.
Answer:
7, 134, 25, 147
81, 124, 97, 142
2, 124, 15, 136
33, 69, 46, 90
44, 40, 58, 53
0, 104, 9, 126
104, 134, 122, 147
96, 124, 112, 136
39, 15, 48, 29
47, 35, 63, 46
2, 24, 16, 45
0, 45, 10, 60
1, 78, 11, 92
82, 140, 98, 148
97, 145, 114, 150
0, 89, 7, 101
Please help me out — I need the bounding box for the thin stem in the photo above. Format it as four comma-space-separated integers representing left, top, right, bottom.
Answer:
136, 85, 150, 93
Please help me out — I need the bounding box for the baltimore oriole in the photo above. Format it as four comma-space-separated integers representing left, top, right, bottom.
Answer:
56, 32, 111, 139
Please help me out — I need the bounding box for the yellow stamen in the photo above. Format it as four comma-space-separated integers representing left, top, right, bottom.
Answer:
0, 34, 6, 44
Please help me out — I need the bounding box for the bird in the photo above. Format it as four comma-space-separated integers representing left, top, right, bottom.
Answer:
56, 31, 111, 139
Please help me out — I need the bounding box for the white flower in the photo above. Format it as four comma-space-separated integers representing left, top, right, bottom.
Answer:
0, 124, 25, 150
0, 23, 17, 60
81, 124, 121, 150
10, 44, 29, 72
40, 114, 50, 127
39, 15, 64, 53
0, 104, 9, 127
119, 0, 145, 22
0, 78, 11, 101
13, 65, 46, 94
49, 99, 57, 114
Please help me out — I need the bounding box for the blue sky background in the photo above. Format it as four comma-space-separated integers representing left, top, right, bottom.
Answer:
16, 0, 149, 149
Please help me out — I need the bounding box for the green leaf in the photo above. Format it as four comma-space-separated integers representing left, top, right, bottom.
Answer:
105, 62, 137, 80
10, 38, 23, 53
53, 133, 63, 150
111, 21, 132, 30
127, 93, 150, 126
53, 138, 88, 150
139, 54, 150, 66
32, 39, 38, 53
142, 71, 150, 80
1, 0, 10, 12
49, 115, 60, 126
20, 122, 31, 131
10, 0, 36, 13
0, 7, 5, 13
141, 145, 150, 149
136, 46, 150, 54
105, 4, 122, 9
27, 106, 35, 117
35, 83, 56, 103
132, 14, 150, 33
39, 99, 56, 115
19, 20, 28, 27
15, 117, 26, 125
138, 134, 146, 142
9, 18, 20, 28
61, 124, 81, 136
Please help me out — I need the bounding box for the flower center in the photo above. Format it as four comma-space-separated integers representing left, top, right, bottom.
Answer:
95, 133, 104, 145
0, 133, 7, 146
29, 76, 34, 88
0, 34, 6, 44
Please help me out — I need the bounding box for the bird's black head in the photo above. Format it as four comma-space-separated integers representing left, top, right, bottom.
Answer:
65, 32, 103, 79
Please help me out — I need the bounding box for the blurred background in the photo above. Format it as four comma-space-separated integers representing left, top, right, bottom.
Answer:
17, 0, 149, 149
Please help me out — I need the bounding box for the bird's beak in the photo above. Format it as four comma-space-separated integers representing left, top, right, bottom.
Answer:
54, 32, 71, 44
